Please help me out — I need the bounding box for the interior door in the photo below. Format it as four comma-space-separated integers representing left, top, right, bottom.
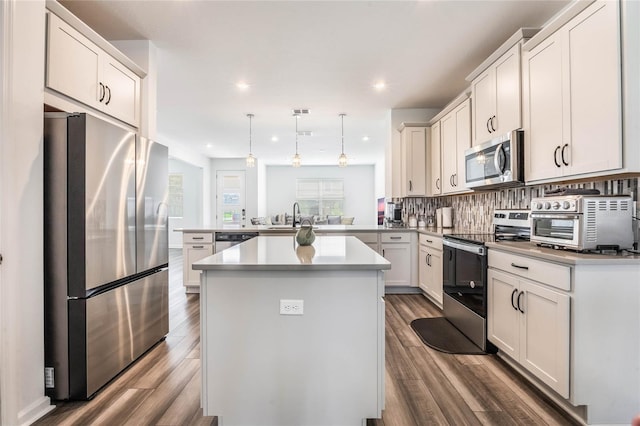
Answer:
216, 170, 246, 228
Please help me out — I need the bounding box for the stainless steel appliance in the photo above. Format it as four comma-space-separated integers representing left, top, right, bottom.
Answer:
384, 201, 404, 227
215, 232, 258, 252
464, 130, 524, 190
531, 195, 634, 251
442, 210, 530, 351
44, 113, 169, 400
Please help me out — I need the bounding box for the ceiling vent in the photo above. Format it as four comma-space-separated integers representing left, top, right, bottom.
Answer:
292, 109, 310, 115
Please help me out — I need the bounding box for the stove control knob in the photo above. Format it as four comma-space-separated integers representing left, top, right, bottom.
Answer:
562, 201, 571, 210
535, 202, 543, 210
544, 201, 551, 210
552, 201, 561, 210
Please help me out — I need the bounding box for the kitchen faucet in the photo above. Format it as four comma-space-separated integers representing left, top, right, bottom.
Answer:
292, 202, 301, 227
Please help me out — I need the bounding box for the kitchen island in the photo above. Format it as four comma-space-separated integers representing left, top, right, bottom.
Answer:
193, 235, 390, 426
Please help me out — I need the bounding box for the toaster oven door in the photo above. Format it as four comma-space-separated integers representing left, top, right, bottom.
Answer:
530, 213, 582, 248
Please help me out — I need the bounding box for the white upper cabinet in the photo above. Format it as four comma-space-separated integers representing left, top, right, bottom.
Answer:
524, 0, 622, 183
429, 122, 442, 196
399, 124, 428, 197
46, 12, 141, 127
471, 44, 522, 145
440, 99, 471, 194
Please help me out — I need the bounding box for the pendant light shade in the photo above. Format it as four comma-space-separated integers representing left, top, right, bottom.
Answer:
246, 113, 256, 168
338, 113, 348, 167
292, 114, 301, 167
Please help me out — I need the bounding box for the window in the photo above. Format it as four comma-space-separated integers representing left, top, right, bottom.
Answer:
296, 178, 344, 216
168, 173, 184, 218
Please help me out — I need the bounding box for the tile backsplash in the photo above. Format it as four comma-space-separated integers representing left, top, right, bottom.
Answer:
402, 177, 639, 233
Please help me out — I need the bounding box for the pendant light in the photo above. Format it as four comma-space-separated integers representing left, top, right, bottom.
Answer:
246, 113, 256, 168
338, 113, 348, 167
292, 113, 301, 167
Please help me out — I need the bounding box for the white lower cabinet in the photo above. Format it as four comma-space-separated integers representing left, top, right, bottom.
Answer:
183, 232, 214, 293
380, 232, 415, 287
418, 235, 443, 306
488, 254, 570, 398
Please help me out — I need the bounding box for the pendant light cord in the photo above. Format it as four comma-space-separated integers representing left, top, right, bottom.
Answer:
341, 114, 345, 154
249, 114, 252, 154
295, 114, 299, 155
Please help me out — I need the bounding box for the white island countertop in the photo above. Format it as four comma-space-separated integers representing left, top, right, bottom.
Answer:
192, 235, 391, 271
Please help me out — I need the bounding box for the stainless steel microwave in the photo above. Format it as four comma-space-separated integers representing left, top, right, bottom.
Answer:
464, 130, 524, 190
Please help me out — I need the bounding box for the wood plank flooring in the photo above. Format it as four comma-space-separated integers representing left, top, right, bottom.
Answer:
35, 249, 577, 426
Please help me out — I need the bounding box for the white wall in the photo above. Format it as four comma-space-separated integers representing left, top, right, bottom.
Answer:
168, 158, 203, 248
0, 1, 54, 424
210, 158, 259, 227
266, 165, 376, 225
386, 108, 441, 199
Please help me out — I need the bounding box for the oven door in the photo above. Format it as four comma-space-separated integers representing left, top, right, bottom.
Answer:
530, 213, 582, 248
442, 240, 487, 317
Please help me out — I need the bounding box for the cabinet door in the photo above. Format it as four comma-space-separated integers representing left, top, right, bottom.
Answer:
494, 44, 521, 137
524, 35, 564, 182
454, 100, 471, 191
564, 0, 621, 177
426, 249, 443, 306
487, 269, 520, 359
520, 280, 570, 398
429, 122, 441, 196
102, 56, 140, 127
46, 13, 101, 109
183, 244, 214, 288
440, 112, 457, 193
472, 68, 495, 145
381, 244, 411, 286
418, 245, 428, 293
408, 127, 427, 196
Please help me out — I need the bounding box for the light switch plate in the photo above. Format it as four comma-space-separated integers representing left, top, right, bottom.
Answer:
280, 299, 304, 315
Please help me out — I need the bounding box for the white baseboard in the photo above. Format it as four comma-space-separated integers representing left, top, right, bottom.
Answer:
18, 396, 55, 426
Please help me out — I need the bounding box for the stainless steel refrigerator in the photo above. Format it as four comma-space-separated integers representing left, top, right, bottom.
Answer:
44, 112, 169, 400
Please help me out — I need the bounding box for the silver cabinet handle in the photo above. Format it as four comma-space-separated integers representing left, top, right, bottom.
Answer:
390, 236, 402, 240
436, 178, 440, 190
105, 85, 112, 105
193, 245, 204, 249
511, 289, 518, 310
192, 237, 204, 240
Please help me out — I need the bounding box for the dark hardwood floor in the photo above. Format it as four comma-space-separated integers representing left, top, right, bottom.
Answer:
35, 249, 576, 426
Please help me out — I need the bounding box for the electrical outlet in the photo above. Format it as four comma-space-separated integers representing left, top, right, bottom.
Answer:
280, 299, 304, 315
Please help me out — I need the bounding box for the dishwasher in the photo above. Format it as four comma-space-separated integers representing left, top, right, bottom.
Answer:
214, 232, 259, 253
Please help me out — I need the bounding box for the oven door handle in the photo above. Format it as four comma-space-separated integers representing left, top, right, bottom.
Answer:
443, 239, 486, 255
531, 213, 581, 220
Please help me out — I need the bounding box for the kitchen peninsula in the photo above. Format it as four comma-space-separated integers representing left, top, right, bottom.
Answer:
193, 235, 390, 426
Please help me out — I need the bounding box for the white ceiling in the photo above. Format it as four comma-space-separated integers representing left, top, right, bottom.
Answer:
59, 0, 570, 166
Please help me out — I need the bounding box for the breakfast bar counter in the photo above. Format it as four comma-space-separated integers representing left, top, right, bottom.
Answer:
193, 236, 390, 426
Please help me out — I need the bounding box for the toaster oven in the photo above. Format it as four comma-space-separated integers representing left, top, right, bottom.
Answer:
530, 195, 633, 251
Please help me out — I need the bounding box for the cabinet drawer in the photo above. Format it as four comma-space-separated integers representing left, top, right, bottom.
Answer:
419, 234, 442, 250
488, 250, 570, 291
380, 232, 411, 243
351, 232, 379, 244
183, 232, 213, 244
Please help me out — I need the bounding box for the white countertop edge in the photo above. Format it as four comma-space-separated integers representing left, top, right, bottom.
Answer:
486, 241, 640, 265
193, 235, 392, 271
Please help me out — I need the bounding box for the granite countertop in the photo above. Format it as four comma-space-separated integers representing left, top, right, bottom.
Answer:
192, 235, 392, 271
487, 241, 640, 265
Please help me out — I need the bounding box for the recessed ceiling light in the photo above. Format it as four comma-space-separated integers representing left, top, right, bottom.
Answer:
362, 136, 370, 141
373, 81, 386, 90
271, 136, 279, 142
206, 143, 213, 148
236, 81, 250, 90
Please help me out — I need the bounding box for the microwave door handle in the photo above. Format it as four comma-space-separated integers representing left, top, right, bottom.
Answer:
494, 143, 505, 174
